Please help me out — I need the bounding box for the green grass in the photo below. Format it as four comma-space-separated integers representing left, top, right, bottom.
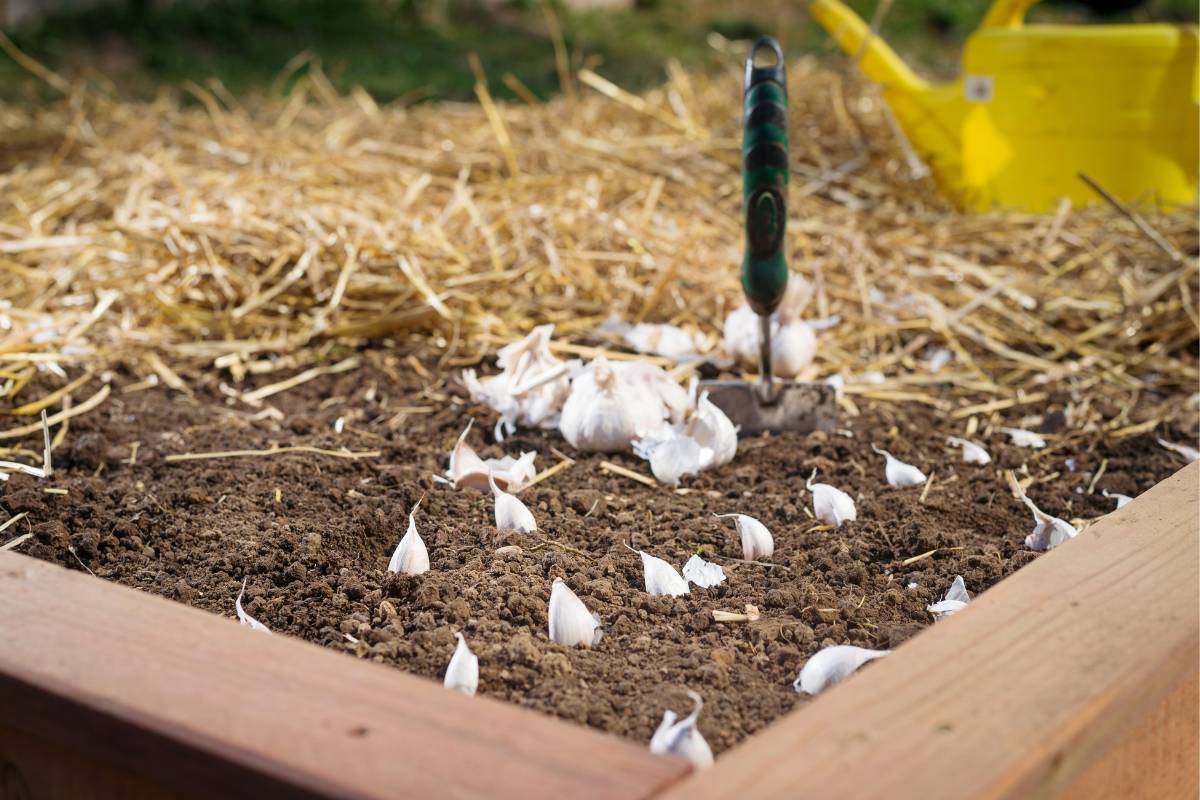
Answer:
0, 0, 1195, 104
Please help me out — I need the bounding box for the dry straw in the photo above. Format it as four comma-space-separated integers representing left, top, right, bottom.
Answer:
0, 41, 1196, 442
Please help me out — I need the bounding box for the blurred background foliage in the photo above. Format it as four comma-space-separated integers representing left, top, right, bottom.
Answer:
0, 0, 1196, 103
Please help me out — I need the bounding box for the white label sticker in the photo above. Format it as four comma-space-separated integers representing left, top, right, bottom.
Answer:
964, 75, 994, 103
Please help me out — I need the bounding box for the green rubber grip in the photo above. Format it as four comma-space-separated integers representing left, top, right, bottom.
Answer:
741, 36, 789, 316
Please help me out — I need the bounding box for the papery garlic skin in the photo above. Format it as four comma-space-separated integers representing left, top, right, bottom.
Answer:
649, 691, 714, 769
632, 391, 738, 487
1102, 489, 1133, 509
871, 445, 926, 488
447, 419, 537, 491
462, 324, 571, 439
1157, 437, 1200, 463
489, 471, 537, 533
443, 632, 479, 696
682, 555, 726, 588
946, 436, 991, 465
628, 545, 689, 597
719, 513, 774, 560
1001, 427, 1046, 449
793, 645, 890, 695
548, 577, 603, 647
807, 470, 857, 527
388, 501, 431, 576
235, 578, 271, 633
927, 575, 969, 619
1013, 484, 1078, 551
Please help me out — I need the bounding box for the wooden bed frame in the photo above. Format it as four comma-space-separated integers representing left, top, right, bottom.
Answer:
1, 462, 1195, 799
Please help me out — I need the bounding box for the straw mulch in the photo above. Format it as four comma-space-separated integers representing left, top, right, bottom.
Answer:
0, 49, 1197, 439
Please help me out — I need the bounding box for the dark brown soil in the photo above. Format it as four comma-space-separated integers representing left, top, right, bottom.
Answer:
6, 353, 1189, 753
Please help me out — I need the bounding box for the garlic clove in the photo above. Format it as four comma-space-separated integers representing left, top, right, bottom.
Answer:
637, 432, 703, 487
807, 469, 857, 527
1008, 475, 1078, 551
1156, 437, 1200, 463
717, 513, 774, 560
946, 436, 991, 465
388, 500, 431, 575
235, 578, 271, 633
443, 632, 479, 696
624, 543, 689, 596
688, 392, 738, 469
648, 690, 714, 768
446, 419, 538, 491
927, 575, 970, 619
1001, 427, 1046, 449
489, 471, 537, 532
548, 577, 602, 647
682, 554, 726, 588
1102, 488, 1133, 509
793, 645, 890, 695
871, 444, 926, 488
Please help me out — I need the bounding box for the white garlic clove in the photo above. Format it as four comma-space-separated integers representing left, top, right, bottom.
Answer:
443, 632, 479, 696
1010, 476, 1078, 551
648, 690, 714, 769
687, 392, 738, 469
1156, 437, 1200, 463
807, 470, 857, 527
637, 432, 703, 487
548, 577, 602, 647
625, 543, 689, 597
793, 645, 890, 695
489, 471, 537, 532
235, 578, 271, 633
717, 513, 774, 560
388, 499, 431, 575
946, 436, 991, 465
682, 554, 726, 588
446, 419, 538, 491
1001, 427, 1046, 449
927, 575, 970, 619
1102, 488, 1133, 509
871, 445, 927, 488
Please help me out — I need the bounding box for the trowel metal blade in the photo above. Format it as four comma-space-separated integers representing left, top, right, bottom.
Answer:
700, 380, 837, 436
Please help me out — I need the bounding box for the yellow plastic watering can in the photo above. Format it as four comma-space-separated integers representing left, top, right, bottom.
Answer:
810, 0, 1199, 211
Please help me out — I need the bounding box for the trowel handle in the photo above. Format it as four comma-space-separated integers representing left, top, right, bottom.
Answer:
741, 36, 789, 317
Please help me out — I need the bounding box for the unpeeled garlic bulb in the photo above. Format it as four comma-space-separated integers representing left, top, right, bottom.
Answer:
793, 645, 890, 695
489, 471, 537, 532
772, 320, 816, 378
807, 470, 857, 527
235, 578, 271, 633
625, 543, 689, 597
559, 358, 657, 452
871, 445, 926, 488
718, 513, 774, 560
927, 575, 969, 619
446, 419, 537, 491
388, 500, 431, 575
946, 436, 991, 465
548, 577, 603, 647
648, 690, 714, 768
443, 632, 479, 696
682, 554, 726, 588
722, 304, 817, 379
1001, 427, 1046, 449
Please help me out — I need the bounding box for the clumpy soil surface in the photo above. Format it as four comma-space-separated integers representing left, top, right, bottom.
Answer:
8, 352, 1188, 753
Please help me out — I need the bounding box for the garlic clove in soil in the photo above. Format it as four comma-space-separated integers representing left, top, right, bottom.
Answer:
682, 554, 726, 588
489, 471, 537, 533
1156, 437, 1200, 463
624, 543, 689, 597
1102, 488, 1133, 509
946, 436, 991, 465
1000, 427, 1046, 449
388, 500, 431, 575
927, 575, 970, 620
1008, 474, 1078, 551
648, 690, 714, 769
687, 392, 738, 469
793, 645, 890, 695
235, 578, 271, 633
717, 513, 774, 561
446, 419, 537, 491
807, 470, 857, 528
548, 577, 603, 647
870, 445, 927, 488
443, 632, 479, 696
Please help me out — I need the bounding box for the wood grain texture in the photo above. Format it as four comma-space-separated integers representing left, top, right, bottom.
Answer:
0, 553, 689, 800
662, 461, 1199, 800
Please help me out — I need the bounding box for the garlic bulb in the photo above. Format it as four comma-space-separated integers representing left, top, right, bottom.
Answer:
625, 543, 689, 597
461, 324, 571, 439
793, 645, 890, 695
927, 575, 969, 620
559, 358, 650, 452
235, 578, 271, 633
946, 436, 991, 465
722, 301, 817, 379
772, 321, 816, 378
489, 471, 537, 532
1102, 488, 1133, 509
807, 470, 857, 527
682, 554, 726, 588
611, 361, 691, 425
1157, 437, 1200, 463
443, 632, 479, 696
1001, 427, 1046, 449
718, 513, 774, 560
871, 445, 926, 488
548, 577, 603, 647
722, 303, 760, 367
388, 500, 431, 575
446, 419, 537, 491
1009, 475, 1078, 551
648, 690, 714, 769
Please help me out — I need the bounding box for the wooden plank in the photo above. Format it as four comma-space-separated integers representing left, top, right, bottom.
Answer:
0, 554, 689, 800
661, 461, 1199, 800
